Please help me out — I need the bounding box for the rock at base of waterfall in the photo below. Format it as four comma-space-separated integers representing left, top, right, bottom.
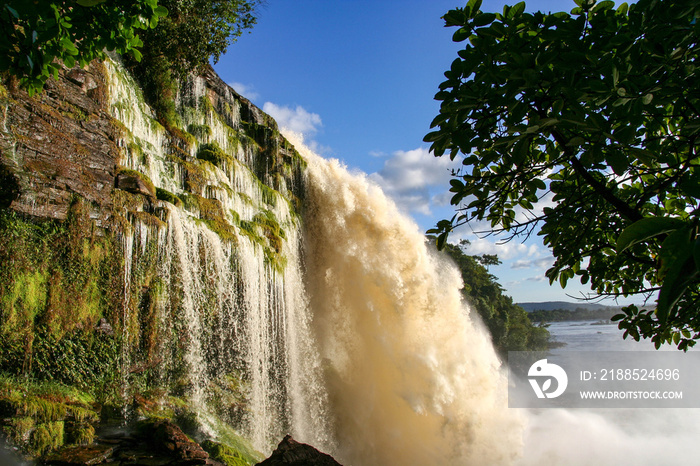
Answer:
147, 419, 212, 462
256, 435, 343, 466
44, 444, 114, 465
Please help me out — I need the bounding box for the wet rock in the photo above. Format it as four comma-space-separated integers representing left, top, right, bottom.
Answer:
43, 444, 114, 465
0, 61, 118, 224
94, 318, 113, 335
116, 171, 156, 198
256, 435, 343, 466
146, 420, 212, 463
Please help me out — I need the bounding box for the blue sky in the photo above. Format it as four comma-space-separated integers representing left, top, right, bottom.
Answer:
214, 0, 641, 306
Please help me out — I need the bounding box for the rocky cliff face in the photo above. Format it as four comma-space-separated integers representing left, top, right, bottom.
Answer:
0, 58, 302, 227
0, 57, 318, 463
0, 63, 117, 222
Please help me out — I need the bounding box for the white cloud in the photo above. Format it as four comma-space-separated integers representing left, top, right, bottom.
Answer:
459, 237, 531, 261
228, 82, 260, 101
369, 147, 460, 216
511, 257, 553, 270
525, 275, 549, 282
455, 234, 549, 262
262, 102, 323, 138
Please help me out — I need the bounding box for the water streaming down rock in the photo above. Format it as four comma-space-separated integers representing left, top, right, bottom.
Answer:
104, 57, 521, 464
104, 56, 329, 452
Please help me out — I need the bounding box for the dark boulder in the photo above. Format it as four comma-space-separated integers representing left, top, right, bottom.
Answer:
256, 435, 342, 466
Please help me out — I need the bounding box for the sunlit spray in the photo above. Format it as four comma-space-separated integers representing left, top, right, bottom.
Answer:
287, 131, 523, 465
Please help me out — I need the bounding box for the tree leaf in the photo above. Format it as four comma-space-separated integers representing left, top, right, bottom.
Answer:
76, 0, 107, 6
473, 12, 496, 27
616, 217, 687, 252
4, 5, 19, 18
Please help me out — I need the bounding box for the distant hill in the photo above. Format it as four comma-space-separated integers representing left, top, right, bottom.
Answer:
517, 301, 613, 312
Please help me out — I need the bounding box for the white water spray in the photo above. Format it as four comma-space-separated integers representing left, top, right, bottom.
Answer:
290, 132, 523, 465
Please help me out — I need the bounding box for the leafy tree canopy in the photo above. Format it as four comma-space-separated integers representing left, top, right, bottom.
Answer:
140, 0, 260, 78
425, 0, 700, 349
0, 0, 167, 95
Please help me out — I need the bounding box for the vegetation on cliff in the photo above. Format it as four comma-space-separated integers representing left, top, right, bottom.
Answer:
528, 307, 619, 323
0, 3, 297, 458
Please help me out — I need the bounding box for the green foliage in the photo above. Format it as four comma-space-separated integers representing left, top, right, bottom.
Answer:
29, 421, 63, 457
0, 374, 99, 457
427, 0, 700, 349
124, 0, 259, 132
156, 187, 183, 207
0, 203, 122, 388
199, 420, 264, 466
141, 0, 260, 78
529, 307, 619, 323
433, 238, 550, 355
197, 141, 234, 168
237, 210, 288, 273
203, 440, 254, 466
0, 0, 167, 95
188, 123, 212, 141
0, 204, 120, 333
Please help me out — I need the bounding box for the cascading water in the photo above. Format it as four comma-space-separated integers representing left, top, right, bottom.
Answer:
104, 56, 522, 464
105, 56, 329, 451
292, 132, 523, 465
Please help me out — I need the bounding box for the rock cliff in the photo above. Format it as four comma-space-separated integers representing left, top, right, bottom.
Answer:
0, 57, 313, 464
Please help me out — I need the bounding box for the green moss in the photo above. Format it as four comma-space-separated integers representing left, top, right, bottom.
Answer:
30, 421, 64, 457
168, 154, 208, 194
260, 183, 278, 207
19, 396, 68, 422
182, 194, 238, 244
237, 192, 253, 206
67, 423, 95, 446
203, 440, 253, 466
156, 187, 183, 207
58, 102, 89, 122
229, 210, 240, 226
0, 200, 123, 388
200, 421, 263, 466
127, 141, 147, 166
0, 373, 103, 457
1, 270, 48, 333
237, 210, 287, 273
169, 126, 196, 150
3, 416, 34, 446
188, 124, 212, 141
197, 141, 234, 169
0, 203, 122, 344
252, 210, 285, 252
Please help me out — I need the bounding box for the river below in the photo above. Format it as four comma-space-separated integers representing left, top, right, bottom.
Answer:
516, 319, 698, 466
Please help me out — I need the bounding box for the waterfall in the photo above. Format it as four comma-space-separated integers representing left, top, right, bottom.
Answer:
106, 56, 329, 454
292, 132, 523, 465
105, 57, 522, 465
